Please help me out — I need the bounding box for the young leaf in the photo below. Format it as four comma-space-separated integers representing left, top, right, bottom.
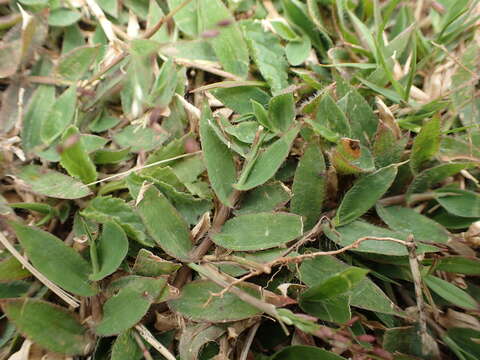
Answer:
48, 8, 82, 27
212, 212, 303, 251
95, 277, 167, 336
199, 104, 237, 206
90, 221, 128, 281
21, 85, 55, 152
17, 165, 92, 199
235, 181, 290, 215
59, 126, 97, 184
41, 85, 77, 145
132, 249, 181, 277
291, 142, 326, 229
300, 295, 351, 323
55, 45, 100, 81
300, 255, 403, 315
424, 275, 478, 310
268, 93, 296, 133
272, 345, 346, 360
167, 0, 198, 36
168, 280, 262, 322
325, 220, 439, 256
334, 165, 398, 226
234, 125, 300, 190
197, 0, 249, 78
137, 185, 193, 261
10, 221, 96, 296
111, 330, 142, 360
410, 117, 441, 173
376, 205, 449, 244
406, 162, 475, 202
0, 256, 31, 281
1, 299, 93, 355
242, 20, 289, 94
301, 268, 369, 301
81, 196, 151, 246
373, 122, 407, 168
211, 86, 270, 114
435, 188, 480, 218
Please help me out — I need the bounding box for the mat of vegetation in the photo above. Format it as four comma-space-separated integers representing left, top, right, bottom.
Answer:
1, 0, 480, 359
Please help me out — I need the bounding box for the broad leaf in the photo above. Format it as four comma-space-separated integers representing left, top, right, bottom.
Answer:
137, 185, 193, 261
111, 330, 142, 360
96, 276, 167, 335
59, 126, 97, 184
272, 345, 346, 360
1, 299, 93, 355
334, 165, 398, 226
435, 188, 480, 218
234, 125, 299, 190
81, 196, 151, 246
197, 0, 249, 78
212, 212, 303, 251
243, 20, 289, 94
168, 280, 261, 322
10, 222, 96, 296
17, 165, 91, 199
90, 221, 128, 281
376, 205, 449, 244
235, 181, 290, 215
410, 117, 441, 173
199, 104, 237, 206
291, 142, 326, 229
55, 45, 100, 80
424, 275, 478, 310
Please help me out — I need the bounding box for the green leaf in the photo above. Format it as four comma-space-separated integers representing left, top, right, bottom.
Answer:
0, 256, 31, 281
334, 165, 398, 226
179, 324, 227, 360
300, 294, 351, 323
21, 85, 55, 152
425, 256, 480, 275
211, 86, 270, 114
325, 220, 439, 256
114, 125, 168, 153
337, 89, 378, 144
435, 188, 480, 218
271, 345, 346, 360
133, 249, 181, 277
410, 117, 441, 173
212, 212, 303, 251
299, 268, 368, 323
48, 8, 82, 27
291, 142, 326, 229
376, 205, 449, 244
234, 125, 299, 190
168, 280, 262, 322
55, 45, 100, 81
373, 122, 406, 167
199, 104, 237, 206
406, 162, 475, 202
92, 147, 131, 164
41, 85, 77, 145
311, 94, 350, 141
300, 255, 403, 315
147, 58, 178, 108
96, 277, 167, 336
90, 221, 128, 281
0, 281, 30, 299
198, 0, 249, 78
268, 93, 296, 133
301, 268, 369, 301
17, 165, 92, 199
424, 275, 478, 310
111, 330, 142, 360
1, 299, 93, 355
10, 221, 96, 296
81, 196, 151, 247
285, 36, 311, 66
167, 0, 198, 36
59, 126, 97, 184
242, 20, 289, 94
235, 181, 290, 215
137, 185, 193, 261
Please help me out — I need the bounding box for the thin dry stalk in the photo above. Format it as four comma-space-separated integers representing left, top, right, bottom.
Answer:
135, 324, 176, 360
